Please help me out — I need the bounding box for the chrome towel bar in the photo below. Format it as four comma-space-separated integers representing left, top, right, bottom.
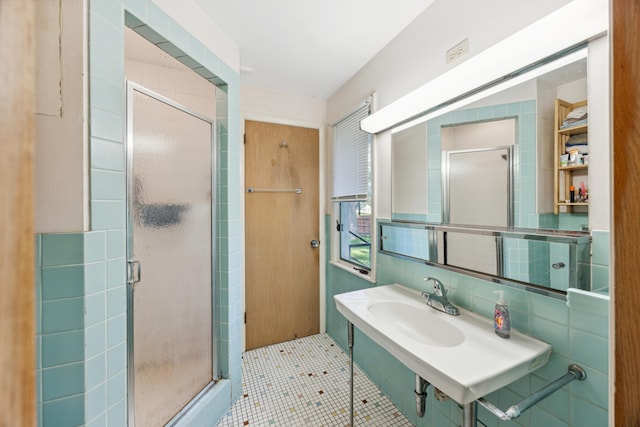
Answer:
477, 364, 587, 420
246, 187, 302, 194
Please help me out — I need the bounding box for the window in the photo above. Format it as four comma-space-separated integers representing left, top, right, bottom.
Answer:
339, 201, 371, 269
332, 102, 372, 270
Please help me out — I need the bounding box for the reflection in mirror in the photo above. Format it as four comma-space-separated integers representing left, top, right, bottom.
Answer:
387, 52, 600, 294
391, 123, 428, 222
379, 221, 591, 295
445, 146, 512, 227
443, 233, 498, 276
379, 222, 433, 262
391, 54, 589, 231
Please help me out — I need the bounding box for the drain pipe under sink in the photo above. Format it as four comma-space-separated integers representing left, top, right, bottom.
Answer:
415, 375, 429, 417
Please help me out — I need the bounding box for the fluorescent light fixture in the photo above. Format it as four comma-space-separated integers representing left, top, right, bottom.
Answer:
390, 47, 588, 134
361, 0, 607, 134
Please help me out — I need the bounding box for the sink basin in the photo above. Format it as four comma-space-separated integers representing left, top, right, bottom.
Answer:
335, 284, 551, 404
368, 302, 465, 347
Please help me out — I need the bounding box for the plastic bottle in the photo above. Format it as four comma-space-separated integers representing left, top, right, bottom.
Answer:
569, 185, 575, 203
494, 290, 511, 339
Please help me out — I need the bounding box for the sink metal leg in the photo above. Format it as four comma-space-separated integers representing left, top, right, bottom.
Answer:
462, 401, 477, 427
348, 321, 354, 427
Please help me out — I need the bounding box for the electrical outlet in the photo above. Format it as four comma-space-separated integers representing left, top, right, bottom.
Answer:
446, 38, 469, 64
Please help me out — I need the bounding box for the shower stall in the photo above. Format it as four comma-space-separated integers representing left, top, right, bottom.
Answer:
125, 82, 218, 426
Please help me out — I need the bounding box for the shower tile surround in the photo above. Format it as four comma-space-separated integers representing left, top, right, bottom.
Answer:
216, 334, 412, 427
424, 100, 537, 227
37, 0, 242, 425
326, 216, 609, 427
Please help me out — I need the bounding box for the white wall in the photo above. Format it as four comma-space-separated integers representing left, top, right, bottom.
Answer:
327, 0, 573, 123
153, 0, 240, 73
125, 29, 217, 120
241, 85, 326, 126
35, 0, 87, 233
392, 123, 428, 215
586, 35, 610, 231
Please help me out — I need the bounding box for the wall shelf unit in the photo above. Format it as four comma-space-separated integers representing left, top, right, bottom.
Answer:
554, 99, 588, 214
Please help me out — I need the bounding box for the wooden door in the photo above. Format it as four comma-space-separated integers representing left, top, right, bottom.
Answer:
245, 120, 320, 350
613, 0, 640, 424
0, 1, 36, 426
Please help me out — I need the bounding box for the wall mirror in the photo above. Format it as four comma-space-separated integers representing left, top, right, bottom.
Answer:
379, 221, 591, 296
386, 43, 610, 294
374, 0, 608, 295
391, 51, 590, 231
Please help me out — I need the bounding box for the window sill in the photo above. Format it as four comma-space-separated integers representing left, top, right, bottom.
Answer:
329, 260, 376, 284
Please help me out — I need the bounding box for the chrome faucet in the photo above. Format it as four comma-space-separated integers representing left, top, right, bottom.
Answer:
421, 277, 459, 316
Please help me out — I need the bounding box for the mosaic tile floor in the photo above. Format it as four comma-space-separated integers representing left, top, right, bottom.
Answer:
215, 334, 413, 427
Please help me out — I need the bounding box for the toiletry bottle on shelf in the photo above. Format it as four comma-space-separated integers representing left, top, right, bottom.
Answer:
494, 290, 511, 339
569, 185, 575, 203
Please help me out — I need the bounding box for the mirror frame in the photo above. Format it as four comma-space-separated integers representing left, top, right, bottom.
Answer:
379, 220, 591, 299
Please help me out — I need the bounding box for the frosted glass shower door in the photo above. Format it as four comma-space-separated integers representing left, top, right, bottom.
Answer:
127, 83, 215, 427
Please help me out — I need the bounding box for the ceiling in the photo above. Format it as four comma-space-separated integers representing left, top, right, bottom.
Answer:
192, 0, 435, 99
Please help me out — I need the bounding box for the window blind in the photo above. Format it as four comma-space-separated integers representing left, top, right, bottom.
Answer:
331, 104, 371, 201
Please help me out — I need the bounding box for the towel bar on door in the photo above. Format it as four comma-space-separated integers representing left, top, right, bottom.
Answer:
246, 187, 302, 194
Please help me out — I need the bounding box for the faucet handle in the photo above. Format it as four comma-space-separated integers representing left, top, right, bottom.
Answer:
423, 277, 446, 297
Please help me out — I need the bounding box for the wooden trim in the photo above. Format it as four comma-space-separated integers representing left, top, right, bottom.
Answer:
613, 0, 640, 425
0, 1, 36, 426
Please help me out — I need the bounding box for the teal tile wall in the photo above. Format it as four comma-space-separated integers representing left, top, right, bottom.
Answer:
36, 230, 126, 427
35, 0, 241, 426
36, 233, 86, 427
35, 236, 41, 427
87, 1, 128, 424
325, 214, 609, 427
539, 213, 589, 232
529, 240, 551, 287
590, 231, 610, 294
503, 238, 531, 284
392, 213, 429, 222
379, 223, 430, 260
567, 289, 609, 422
549, 242, 571, 291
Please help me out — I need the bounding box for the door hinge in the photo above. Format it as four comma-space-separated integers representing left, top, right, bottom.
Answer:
244, 311, 247, 324
336, 220, 343, 232
243, 134, 246, 144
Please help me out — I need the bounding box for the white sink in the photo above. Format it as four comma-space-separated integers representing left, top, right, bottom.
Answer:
334, 284, 551, 404
368, 301, 465, 347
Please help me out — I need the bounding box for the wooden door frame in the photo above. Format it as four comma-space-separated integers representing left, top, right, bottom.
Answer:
241, 114, 326, 350
0, 1, 36, 426
612, 0, 640, 424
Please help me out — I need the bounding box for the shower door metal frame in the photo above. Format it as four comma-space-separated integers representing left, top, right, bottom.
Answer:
125, 81, 218, 427
442, 145, 514, 227
442, 145, 514, 278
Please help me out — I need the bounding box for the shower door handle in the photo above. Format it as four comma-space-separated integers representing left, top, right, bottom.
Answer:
128, 260, 142, 285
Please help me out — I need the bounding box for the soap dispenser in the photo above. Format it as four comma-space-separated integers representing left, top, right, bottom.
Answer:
494, 290, 511, 339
